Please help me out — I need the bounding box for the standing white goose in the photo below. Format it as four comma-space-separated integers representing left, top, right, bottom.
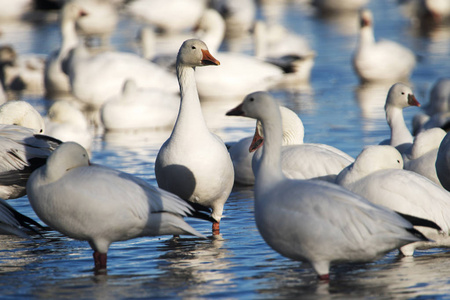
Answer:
353, 9, 416, 83
436, 131, 450, 191
155, 39, 234, 235
27, 142, 210, 271
336, 145, 450, 256
226, 91, 429, 279
379, 83, 421, 154
44, 1, 87, 99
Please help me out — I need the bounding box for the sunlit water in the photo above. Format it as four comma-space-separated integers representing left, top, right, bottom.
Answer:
1, 0, 450, 298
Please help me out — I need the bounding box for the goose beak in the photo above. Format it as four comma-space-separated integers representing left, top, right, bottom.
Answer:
249, 129, 264, 153
408, 94, 420, 107
201, 49, 220, 66
226, 103, 244, 116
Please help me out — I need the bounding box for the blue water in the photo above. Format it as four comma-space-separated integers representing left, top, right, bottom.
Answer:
2, 0, 450, 298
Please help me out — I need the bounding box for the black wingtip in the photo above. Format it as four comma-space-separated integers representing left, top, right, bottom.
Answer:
397, 212, 442, 232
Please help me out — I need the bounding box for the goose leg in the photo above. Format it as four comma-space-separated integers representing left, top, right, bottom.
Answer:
212, 221, 220, 235
93, 251, 107, 270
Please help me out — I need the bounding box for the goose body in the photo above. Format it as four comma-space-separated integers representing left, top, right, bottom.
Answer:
100, 79, 179, 131
27, 142, 208, 270
226, 91, 427, 279
45, 100, 93, 151
155, 39, 234, 234
353, 10, 416, 83
336, 145, 450, 255
403, 128, 446, 186
67, 45, 179, 109
379, 83, 421, 154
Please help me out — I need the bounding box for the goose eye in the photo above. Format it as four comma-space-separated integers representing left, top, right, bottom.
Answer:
249, 97, 254, 102
401, 92, 405, 95
397, 160, 400, 163
40, 129, 43, 133
191, 46, 196, 50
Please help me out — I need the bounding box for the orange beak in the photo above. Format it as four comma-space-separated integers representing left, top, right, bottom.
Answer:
408, 94, 420, 107
201, 49, 220, 66
249, 128, 264, 153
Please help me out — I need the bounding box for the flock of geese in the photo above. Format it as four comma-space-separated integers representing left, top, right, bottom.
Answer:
0, 0, 450, 280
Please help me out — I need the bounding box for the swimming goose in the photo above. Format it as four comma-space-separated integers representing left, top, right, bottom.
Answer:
353, 9, 416, 83
226, 91, 429, 279
100, 79, 179, 131
27, 142, 210, 271
44, 1, 87, 99
379, 83, 421, 154
336, 145, 450, 255
436, 131, 450, 191
155, 39, 234, 235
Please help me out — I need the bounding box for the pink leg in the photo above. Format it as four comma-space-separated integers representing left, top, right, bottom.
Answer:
93, 251, 107, 270
318, 273, 330, 281
212, 221, 220, 235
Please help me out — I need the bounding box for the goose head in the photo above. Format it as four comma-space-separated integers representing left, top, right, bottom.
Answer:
385, 83, 421, 111
176, 39, 220, 68
61, 1, 88, 23
359, 9, 373, 28
0, 100, 45, 133
45, 142, 90, 182
353, 145, 404, 173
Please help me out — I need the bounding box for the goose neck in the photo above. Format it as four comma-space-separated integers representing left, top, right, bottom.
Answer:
172, 64, 208, 137
358, 26, 375, 48
385, 105, 412, 145
254, 112, 284, 192
60, 19, 79, 57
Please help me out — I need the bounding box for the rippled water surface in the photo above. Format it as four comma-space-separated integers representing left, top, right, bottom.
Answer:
2, 0, 450, 299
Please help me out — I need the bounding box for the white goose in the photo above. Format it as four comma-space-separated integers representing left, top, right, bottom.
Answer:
44, 1, 87, 99
379, 83, 421, 154
229, 106, 304, 185
403, 127, 446, 186
155, 39, 234, 235
27, 142, 210, 271
194, 9, 284, 99
66, 42, 179, 111
44, 100, 93, 151
226, 91, 429, 279
336, 145, 450, 256
0, 101, 61, 199
436, 131, 450, 191
353, 9, 416, 83
100, 79, 179, 131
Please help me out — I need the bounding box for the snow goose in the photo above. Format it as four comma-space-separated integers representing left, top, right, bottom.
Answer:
0, 100, 45, 133
353, 9, 416, 83
228, 106, 304, 185
0, 101, 61, 199
0, 198, 43, 238
72, 0, 119, 47
44, 1, 87, 99
155, 39, 234, 235
126, 0, 207, 34
379, 83, 421, 154
336, 145, 450, 255
403, 128, 446, 186
226, 91, 430, 279
66, 42, 178, 111
27, 142, 210, 271
253, 21, 316, 83
436, 131, 450, 191
44, 100, 93, 151
194, 9, 284, 99
100, 79, 179, 132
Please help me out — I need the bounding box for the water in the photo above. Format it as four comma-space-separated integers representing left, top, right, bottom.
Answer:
1, 0, 450, 298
